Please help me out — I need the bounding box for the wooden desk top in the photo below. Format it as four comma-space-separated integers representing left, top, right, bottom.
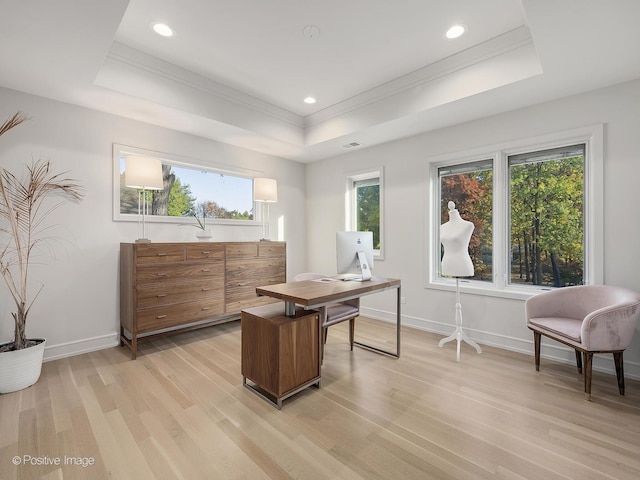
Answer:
256, 276, 401, 308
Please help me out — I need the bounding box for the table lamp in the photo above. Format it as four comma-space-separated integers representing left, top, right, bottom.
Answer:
125, 155, 164, 242
253, 177, 277, 241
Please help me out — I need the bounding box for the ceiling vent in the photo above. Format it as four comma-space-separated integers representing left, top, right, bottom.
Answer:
343, 142, 361, 148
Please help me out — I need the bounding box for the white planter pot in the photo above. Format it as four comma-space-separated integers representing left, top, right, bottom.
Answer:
0, 338, 46, 394
196, 229, 213, 241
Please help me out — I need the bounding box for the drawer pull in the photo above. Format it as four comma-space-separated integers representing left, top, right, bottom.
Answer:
202, 288, 211, 291
201, 307, 210, 311
201, 251, 210, 254
237, 282, 247, 286
156, 273, 167, 277
156, 252, 167, 257
202, 268, 210, 272
156, 294, 167, 298
156, 314, 167, 319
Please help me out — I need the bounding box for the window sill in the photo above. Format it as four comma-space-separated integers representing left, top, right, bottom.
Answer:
426, 279, 551, 301
115, 213, 261, 227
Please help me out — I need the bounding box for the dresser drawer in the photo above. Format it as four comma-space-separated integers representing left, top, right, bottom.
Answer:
226, 257, 284, 276
226, 243, 258, 258
259, 243, 285, 257
137, 299, 226, 333
225, 284, 260, 301
136, 262, 224, 283
226, 273, 284, 290
226, 277, 283, 305
226, 263, 285, 286
136, 280, 223, 309
186, 244, 225, 260
226, 295, 279, 314
135, 244, 184, 264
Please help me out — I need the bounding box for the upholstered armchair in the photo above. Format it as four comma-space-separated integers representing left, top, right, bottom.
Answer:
525, 285, 640, 400
294, 273, 360, 362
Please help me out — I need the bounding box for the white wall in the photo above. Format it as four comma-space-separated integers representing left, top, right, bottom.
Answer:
0, 87, 307, 360
4, 78, 640, 380
306, 78, 640, 379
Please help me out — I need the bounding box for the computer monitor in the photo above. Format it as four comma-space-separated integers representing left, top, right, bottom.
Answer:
336, 231, 374, 281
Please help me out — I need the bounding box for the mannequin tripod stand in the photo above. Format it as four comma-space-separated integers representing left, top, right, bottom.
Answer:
438, 277, 482, 362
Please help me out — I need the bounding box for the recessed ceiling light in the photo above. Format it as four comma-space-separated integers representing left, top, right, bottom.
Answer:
304, 97, 317, 104
445, 24, 466, 39
152, 23, 174, 37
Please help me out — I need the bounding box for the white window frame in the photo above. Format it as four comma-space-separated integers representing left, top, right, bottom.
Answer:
345, 167, 385, 260
112, 144, 263, 226
427, 125, 603, 300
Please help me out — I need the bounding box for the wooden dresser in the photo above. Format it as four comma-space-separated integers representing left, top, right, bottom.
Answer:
120, 241, 286, 358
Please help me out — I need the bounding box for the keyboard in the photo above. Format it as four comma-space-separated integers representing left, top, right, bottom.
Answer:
335, 273, 363, 281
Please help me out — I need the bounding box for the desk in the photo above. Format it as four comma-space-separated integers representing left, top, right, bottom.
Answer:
256, 276, 401, 358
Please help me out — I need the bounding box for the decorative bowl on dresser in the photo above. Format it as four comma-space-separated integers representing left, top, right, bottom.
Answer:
119, 241, 286, 359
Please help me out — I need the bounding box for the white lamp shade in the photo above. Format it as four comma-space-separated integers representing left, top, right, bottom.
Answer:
254, 177, 278, 202
125, 155, 164, 190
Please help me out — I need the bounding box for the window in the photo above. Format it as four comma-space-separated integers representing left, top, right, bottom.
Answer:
438, 160, 493, 282
113, 144, 261, 225
430, 126, 603, 297
508, 145, 585, 287
346, 168, 384, 258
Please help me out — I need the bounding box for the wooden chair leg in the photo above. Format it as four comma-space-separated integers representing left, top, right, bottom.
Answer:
613, 351, 625, 395
323, 328, 328, 344
575, 349, 583, 374
349, 319, 355, 351
583, 352, 593, 401
533, 331, 541, 371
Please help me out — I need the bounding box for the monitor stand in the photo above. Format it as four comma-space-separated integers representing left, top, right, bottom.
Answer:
353, 251, 372, 281
340, 252, 372, 281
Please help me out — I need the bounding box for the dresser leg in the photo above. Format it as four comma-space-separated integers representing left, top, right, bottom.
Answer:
131, 335, 137, 360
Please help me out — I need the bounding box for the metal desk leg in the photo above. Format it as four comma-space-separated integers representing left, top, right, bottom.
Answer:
397, 284, 401, 357
285, 301, 296, 317
353, 285, 401, 358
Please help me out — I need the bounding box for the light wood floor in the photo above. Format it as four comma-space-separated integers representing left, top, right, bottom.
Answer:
1, 318, 639, 480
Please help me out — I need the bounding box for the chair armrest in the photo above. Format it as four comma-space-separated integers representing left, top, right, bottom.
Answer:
581, 302, 640, 350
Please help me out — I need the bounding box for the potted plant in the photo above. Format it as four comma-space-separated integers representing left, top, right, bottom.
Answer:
0, 111, 84, 394
188, 204, 213, 241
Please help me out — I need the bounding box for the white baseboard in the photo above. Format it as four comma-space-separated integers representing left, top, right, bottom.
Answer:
360, 306, 640, 381
43, 333, 120, 362
40, 309, 640, 382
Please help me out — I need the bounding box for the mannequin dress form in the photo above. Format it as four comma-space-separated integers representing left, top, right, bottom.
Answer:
438, 201, 482, 361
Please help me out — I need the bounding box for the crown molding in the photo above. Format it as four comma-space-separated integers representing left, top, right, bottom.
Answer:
102, 42, 304, 129
304, 26, 535, 127
96, 27, 537, 152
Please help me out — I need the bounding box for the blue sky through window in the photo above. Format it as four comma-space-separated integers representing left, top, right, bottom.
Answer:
120, 158, 253, 216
